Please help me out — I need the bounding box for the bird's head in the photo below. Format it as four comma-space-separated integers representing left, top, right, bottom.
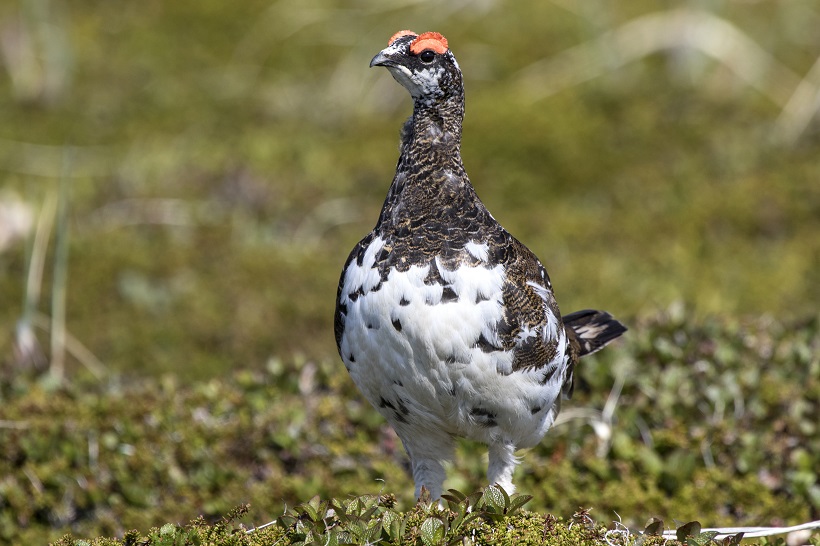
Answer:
370, 30, 462, 107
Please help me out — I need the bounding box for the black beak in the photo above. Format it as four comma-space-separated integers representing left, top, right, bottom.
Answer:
370, 51, 392, 68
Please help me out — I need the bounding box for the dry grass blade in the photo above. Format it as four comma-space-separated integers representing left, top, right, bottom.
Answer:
515, 8, 801, 107
14, 190, 56, 370
773, 54, 820, 145
30, 312, 107, 380
49, 151, 72, 381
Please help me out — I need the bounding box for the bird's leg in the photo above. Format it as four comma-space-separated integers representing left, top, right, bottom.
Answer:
411, 457, 446, 500
402, 434, 454, 500
487, 442, 518, 495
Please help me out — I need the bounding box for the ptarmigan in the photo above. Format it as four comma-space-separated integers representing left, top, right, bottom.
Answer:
334, 30, 626, 500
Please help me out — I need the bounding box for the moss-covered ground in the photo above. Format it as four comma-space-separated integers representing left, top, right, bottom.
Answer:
0, 0, 818, 544
1, 311, 817, 543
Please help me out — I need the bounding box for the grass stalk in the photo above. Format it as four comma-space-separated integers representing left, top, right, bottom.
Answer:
49, 147, 72, 382
15, 187, 57, 370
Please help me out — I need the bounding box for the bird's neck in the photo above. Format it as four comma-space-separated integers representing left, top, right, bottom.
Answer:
397, 94, 462, 157
376, 95, 476, 230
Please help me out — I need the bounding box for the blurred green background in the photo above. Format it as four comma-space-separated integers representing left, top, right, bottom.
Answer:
1, 0, 818, 378
0, 0, 818, 542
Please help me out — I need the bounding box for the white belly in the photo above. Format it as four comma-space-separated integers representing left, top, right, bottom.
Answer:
337, 237, 564, 449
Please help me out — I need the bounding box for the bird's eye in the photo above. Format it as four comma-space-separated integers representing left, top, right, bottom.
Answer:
419, 50, 436, 63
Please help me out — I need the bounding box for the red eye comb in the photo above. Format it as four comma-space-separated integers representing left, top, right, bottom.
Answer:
410, 32, 448, 55
388, 30, 418, 46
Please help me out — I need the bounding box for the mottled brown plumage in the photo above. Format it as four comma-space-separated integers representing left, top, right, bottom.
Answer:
334, 30, 626, 499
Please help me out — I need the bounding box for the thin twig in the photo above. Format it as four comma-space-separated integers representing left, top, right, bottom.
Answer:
660, 520, 820, 540
32, 312, 107, 380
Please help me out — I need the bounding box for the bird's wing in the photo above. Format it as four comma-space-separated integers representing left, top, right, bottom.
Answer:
494, 237, 568, 376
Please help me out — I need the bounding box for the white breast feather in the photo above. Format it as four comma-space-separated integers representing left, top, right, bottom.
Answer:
340, 254, 565, 449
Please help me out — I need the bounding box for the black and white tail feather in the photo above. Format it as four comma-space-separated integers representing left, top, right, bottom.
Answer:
563, 309, 627, 356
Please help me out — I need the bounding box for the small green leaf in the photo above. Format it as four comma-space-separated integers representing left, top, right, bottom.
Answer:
441, 491, 465, 512
506, 494, 533, 514
278, 514, 297, 528
364, 519, 383, 543
297, 503, 318, 522
295, 519, 310, 534
420, 517, 445, 546
308, 495, 322, 515
329, 501, 349, 523
643, 517, 664, 536
483, 485, 506, 512
381, 510, 396, 527
445, 489, 467, 503
466, 491, 484, 510
323, 531, 339, 546
347, 519, 367, 539
676, 521, 702, 541
450, 510, 467, 531
398, 513, 408, 538
381, 511, 400, 541
354, 498, 366, 516
724, 532, 745, 545
460, 512, 483, 528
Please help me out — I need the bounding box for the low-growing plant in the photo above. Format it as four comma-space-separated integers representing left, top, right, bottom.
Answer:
0, 310, 817, 544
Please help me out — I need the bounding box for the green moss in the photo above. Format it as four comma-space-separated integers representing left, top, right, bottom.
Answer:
47, 491, 820, 545
0, 312, 817, 543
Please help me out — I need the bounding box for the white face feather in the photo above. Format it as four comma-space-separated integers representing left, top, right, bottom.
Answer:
386, 65, 445, 106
